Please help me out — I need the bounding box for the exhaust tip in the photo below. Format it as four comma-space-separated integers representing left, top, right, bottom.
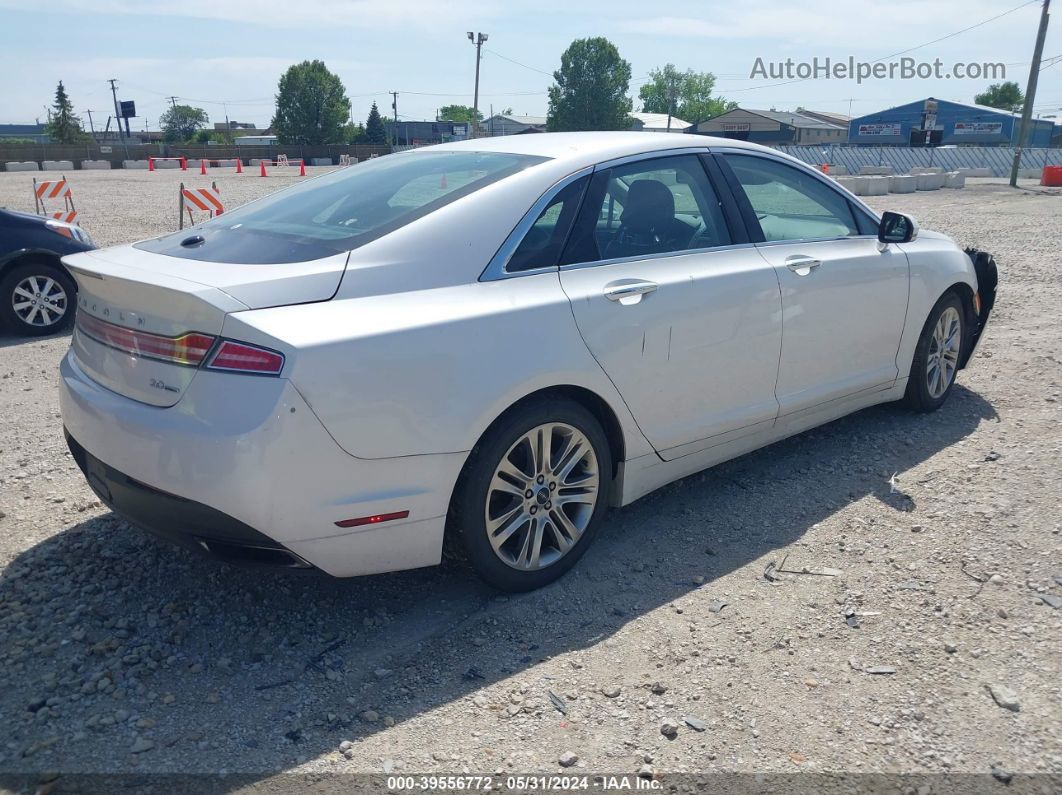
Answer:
196, 539, 312, 568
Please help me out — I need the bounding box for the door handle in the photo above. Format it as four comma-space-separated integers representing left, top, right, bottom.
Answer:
603, 280, 658, 305
785, 255, 821, 274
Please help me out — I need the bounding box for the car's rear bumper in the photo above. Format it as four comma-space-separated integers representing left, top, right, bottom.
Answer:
59, 349, 467, 576
65, 430, 312, 568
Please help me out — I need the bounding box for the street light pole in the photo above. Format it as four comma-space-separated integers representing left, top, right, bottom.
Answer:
467, 31, 488, 137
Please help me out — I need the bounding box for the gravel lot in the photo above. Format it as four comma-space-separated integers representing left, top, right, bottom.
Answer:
0, 169, 1060, 789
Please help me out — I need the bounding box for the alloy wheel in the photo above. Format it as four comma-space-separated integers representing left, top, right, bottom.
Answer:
11, 274, 68, 328
484, 422, 600, 571
926, 306, 961, 399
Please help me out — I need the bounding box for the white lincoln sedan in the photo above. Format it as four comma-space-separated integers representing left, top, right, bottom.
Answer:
59, 133, 996, 591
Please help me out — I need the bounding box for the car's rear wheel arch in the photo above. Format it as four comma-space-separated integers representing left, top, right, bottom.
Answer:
495, 385, 625, 480
442, 385, 624, 568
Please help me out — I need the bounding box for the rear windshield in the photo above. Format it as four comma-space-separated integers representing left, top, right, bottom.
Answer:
135, 150, 548, 264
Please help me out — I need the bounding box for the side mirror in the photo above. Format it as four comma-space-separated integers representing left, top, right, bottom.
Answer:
878, 211, 918, 245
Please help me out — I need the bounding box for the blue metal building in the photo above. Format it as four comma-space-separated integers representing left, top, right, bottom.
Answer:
848, 98, 1055, 147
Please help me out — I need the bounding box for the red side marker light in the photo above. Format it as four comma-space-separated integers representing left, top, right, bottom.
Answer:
334, 510, 410, 529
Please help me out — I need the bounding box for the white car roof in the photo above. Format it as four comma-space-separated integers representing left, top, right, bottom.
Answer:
416, 132, 777, 168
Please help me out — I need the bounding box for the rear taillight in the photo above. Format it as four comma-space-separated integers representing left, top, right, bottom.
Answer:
77, 312, 215, 367
205, 340, 285, 375
76, 313, 284, 375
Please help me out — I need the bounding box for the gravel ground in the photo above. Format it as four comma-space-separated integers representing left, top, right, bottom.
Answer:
0, 170, 1060, 789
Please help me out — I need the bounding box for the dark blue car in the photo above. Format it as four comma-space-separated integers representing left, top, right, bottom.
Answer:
0, 207, 95, 336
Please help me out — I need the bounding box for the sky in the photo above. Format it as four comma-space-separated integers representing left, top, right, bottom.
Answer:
0, 0, 1059, 130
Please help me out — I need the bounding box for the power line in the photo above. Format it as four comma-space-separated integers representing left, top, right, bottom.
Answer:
482, 46, 554, 77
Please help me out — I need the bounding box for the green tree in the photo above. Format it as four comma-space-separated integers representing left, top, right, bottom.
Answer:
639, 64, 735, 124
271, 60, 350, 145
364, 102, 387, 144
439, 104, 483, 124
160, 105, 209, 142
343, 122, 366, 143
974, 81, 1025, 113
45, 81, 87, 144
547, 37, 632, 132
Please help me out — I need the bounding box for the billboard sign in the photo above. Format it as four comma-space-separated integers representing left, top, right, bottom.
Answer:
857, 122, 902, 137
721, 122, 751, 132
953, 121, 1004, 135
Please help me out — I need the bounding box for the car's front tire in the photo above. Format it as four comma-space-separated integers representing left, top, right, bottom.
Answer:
0, 260, 76, 336
904, 291, 965, 412
449, 398, 612, 592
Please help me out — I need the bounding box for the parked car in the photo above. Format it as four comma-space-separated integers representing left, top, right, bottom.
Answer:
0, 207, 94, 335
59, 133, 997, 591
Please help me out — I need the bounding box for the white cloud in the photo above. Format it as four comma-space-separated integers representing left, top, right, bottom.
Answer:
615, 1, 1037, 48
0, 0, 502, 29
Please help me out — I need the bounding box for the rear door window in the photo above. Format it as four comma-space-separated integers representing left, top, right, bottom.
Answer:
560, 154, 732, 266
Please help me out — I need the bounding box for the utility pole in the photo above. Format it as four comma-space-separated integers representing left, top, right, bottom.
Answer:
390, 91, 399, 146
665, 70, 679, 131
85, 109, 97, 141
1010, 0, 1051, 187
108, 79, 124, 139
167, 96, 178, 111
467, 31, 488, 136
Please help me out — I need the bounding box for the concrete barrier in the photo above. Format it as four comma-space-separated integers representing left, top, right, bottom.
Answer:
80, 160, 111, 170
215, 158, 239, 167
944, 172, 966, 189
864, 176, 889, 195
858, 166, 893, 176
956, 167, 993, 178
154, 159, 181, 169
1018, 168, 1041, 179
836, 176, 869, 195
5, 161, 39, 172
42, 160, 74, 171
909, 166, 944, 175
915, 173, 946, 190
123, 160, 150, 169
249, 158, 269, 166
310, 157, 332, 166
889, 175, 917, 193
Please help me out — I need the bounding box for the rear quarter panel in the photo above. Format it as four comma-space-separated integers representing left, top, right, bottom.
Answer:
221, 272, 653, 462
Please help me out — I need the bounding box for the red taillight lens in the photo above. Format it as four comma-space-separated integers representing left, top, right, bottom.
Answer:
77, 313, 215, 366
205, 340, 285, 375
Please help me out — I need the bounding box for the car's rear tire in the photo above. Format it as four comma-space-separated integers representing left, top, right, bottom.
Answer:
0, 260, 76, 336
904, 291, 965, 412
448, 398, 612, 592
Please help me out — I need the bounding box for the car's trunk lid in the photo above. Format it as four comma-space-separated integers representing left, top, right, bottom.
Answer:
62, 245, 346, 407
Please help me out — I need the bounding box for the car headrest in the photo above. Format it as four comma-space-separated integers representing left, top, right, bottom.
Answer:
620, 180, 675, 232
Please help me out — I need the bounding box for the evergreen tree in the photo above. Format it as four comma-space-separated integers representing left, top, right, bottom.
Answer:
365, 102, 387, 144
45, 81, 86, 144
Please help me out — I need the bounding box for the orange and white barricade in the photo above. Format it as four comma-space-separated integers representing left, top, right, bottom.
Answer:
33, 176, 77, 223
259, 157, 306, 177
178, 181, 224, 229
